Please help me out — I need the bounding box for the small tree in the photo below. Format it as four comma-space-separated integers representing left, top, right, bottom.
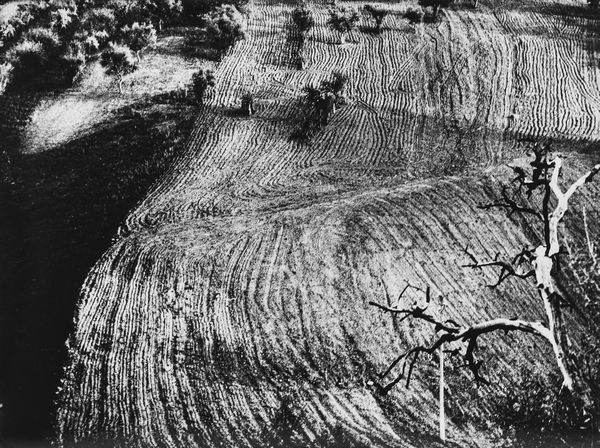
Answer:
292, 2, 314, 40
370, 144, 600, 414
327, 6, 359, 44
321, 71, 348, 97
122, 22, 157, 63
403, 7, 424, 24
190, 68, 215, 104
418, 0, 454, 21
363, 4, 389, 33
303, 72, 348, 126
202, 4, 246, 58
101, 42, 137, 93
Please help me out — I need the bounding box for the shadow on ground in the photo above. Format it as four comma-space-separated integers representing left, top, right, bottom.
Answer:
0, 94, 197, 446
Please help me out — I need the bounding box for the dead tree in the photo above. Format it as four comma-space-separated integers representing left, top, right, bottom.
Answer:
370, 143, 600, 408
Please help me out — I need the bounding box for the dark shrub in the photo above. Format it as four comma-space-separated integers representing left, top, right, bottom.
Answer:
190, 68, 215, 104
363, 4, 389, 32
292, 2, 314, 37
403, 7, 424, 24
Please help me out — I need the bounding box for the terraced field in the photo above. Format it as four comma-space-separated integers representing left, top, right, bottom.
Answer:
56, 0, 600, 446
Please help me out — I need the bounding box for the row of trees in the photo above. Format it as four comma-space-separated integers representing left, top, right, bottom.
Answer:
0, 0, 248, 93
290, 0, 457, 51
0, 0, 180, 92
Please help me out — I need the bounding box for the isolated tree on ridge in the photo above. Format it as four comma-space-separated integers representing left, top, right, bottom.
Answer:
191, 68, 215, 105
418, 0, 454, 21
304, 71, 348, 125
292, 2, 314, 41
327, 6, 359, 44
101, 42, 137, 93
371, 143, 600, 411
363, 4, 389, 33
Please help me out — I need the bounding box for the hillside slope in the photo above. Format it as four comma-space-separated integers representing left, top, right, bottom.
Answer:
56, 1, 600, 446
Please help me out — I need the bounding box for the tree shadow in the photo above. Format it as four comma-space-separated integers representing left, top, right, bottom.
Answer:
0, 93, 195, 446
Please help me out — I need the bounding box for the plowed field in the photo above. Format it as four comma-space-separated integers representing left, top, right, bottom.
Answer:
56, 1, 600, 446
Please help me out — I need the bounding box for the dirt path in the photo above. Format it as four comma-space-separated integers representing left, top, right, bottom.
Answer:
55, 1, 600, 446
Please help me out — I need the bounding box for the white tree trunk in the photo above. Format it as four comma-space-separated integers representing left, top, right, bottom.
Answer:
533, 156, 600, 393
439, 345, 446, 443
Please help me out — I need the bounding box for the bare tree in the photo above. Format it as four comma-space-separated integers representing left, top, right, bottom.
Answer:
370, 144, 600, 409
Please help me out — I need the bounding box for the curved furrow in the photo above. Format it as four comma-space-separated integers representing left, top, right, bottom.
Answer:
57, 1, 600, 446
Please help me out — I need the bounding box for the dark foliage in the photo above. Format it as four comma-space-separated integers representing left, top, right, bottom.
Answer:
363, 4, 389, 32
0, 0, 237, 91
181, 0, 249, 20
100, 42, 137, 93
292, 2, 314, 37
291, 72, 348, 142
403, 8, 424, 24
122, 21, 157, 62
327, 6, 359, 38
200, 4, 246, 57
190, 68, 215, 104
418, 0, 454, 20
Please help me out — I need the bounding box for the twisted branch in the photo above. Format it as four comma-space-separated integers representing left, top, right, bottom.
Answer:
370, 284, 548, 392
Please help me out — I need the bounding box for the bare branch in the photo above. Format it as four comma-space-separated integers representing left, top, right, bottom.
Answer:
462, 247, 535, 288
368, 300, 460, 334
565, 163, 600, 201
372, 148, 600, 404
478, 186, 543, 221
372, 300, 549, 392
